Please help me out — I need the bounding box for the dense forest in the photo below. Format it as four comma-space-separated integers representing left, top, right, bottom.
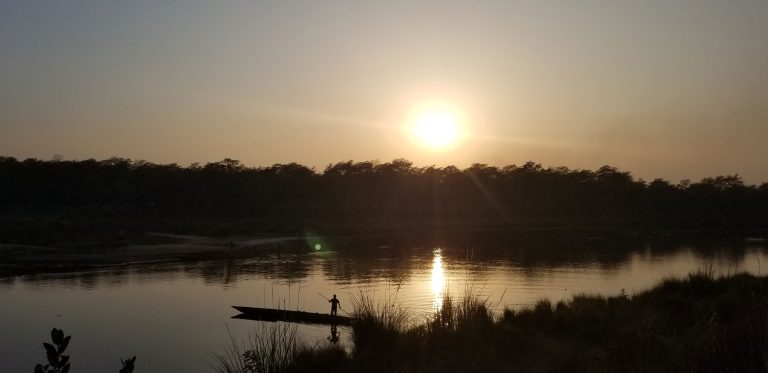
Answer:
1, 156, 767, 235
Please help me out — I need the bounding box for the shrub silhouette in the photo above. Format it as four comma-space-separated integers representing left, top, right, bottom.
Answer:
35, 328, 70, 373
34, 328, 136, 373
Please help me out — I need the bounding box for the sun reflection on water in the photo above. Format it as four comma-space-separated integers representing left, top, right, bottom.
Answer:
431, 248, 445, 310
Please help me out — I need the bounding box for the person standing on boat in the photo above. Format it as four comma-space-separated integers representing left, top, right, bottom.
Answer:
329, 294, 340, 316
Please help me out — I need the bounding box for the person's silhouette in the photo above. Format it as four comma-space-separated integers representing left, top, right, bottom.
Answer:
329, 294, 340, 316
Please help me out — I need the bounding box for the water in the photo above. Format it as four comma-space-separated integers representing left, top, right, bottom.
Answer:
1, 236, 766, 372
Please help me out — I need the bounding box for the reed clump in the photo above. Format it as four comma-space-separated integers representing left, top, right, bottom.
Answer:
428, 287, 494, 334
210, 323, 335, 373
348, 289, 410, 351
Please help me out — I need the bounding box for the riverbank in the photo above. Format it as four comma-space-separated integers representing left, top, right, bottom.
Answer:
217, 272, 768, 373
0, 233, 302, 277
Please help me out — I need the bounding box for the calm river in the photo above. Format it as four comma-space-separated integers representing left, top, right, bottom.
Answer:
2, 235, 766, 372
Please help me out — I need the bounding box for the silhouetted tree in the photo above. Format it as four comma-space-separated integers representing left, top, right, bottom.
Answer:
1, 156, 766, 235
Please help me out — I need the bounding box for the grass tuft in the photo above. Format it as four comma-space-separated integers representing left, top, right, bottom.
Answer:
210, 323, 306, 373
348, 289, 409, 352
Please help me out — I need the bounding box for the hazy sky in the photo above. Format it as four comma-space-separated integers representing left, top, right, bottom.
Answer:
2, 1, 767, 182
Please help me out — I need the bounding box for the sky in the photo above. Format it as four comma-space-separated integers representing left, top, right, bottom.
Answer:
1, 0, 767, 183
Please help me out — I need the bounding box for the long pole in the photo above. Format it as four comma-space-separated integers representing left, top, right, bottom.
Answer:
318, 292, 351, 316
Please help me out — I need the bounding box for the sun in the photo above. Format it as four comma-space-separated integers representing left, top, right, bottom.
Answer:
411, 106, 463, 148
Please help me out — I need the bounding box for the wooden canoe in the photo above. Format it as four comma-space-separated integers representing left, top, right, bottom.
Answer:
231, 306, 354, 325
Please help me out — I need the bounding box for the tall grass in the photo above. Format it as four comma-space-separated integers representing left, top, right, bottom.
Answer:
427, 286, 493, 333
210, 323, 305, 373
348, 288, 409, 351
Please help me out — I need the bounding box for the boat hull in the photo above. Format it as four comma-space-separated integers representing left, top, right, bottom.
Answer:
232, 306, 354, 325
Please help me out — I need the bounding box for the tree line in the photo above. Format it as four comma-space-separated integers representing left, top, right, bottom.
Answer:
1, 156, 766, 230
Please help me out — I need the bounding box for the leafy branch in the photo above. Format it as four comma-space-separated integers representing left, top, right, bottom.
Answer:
34, 328, 136, 373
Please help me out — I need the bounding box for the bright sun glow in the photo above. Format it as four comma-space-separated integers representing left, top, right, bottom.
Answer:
411, 106, 463, 148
